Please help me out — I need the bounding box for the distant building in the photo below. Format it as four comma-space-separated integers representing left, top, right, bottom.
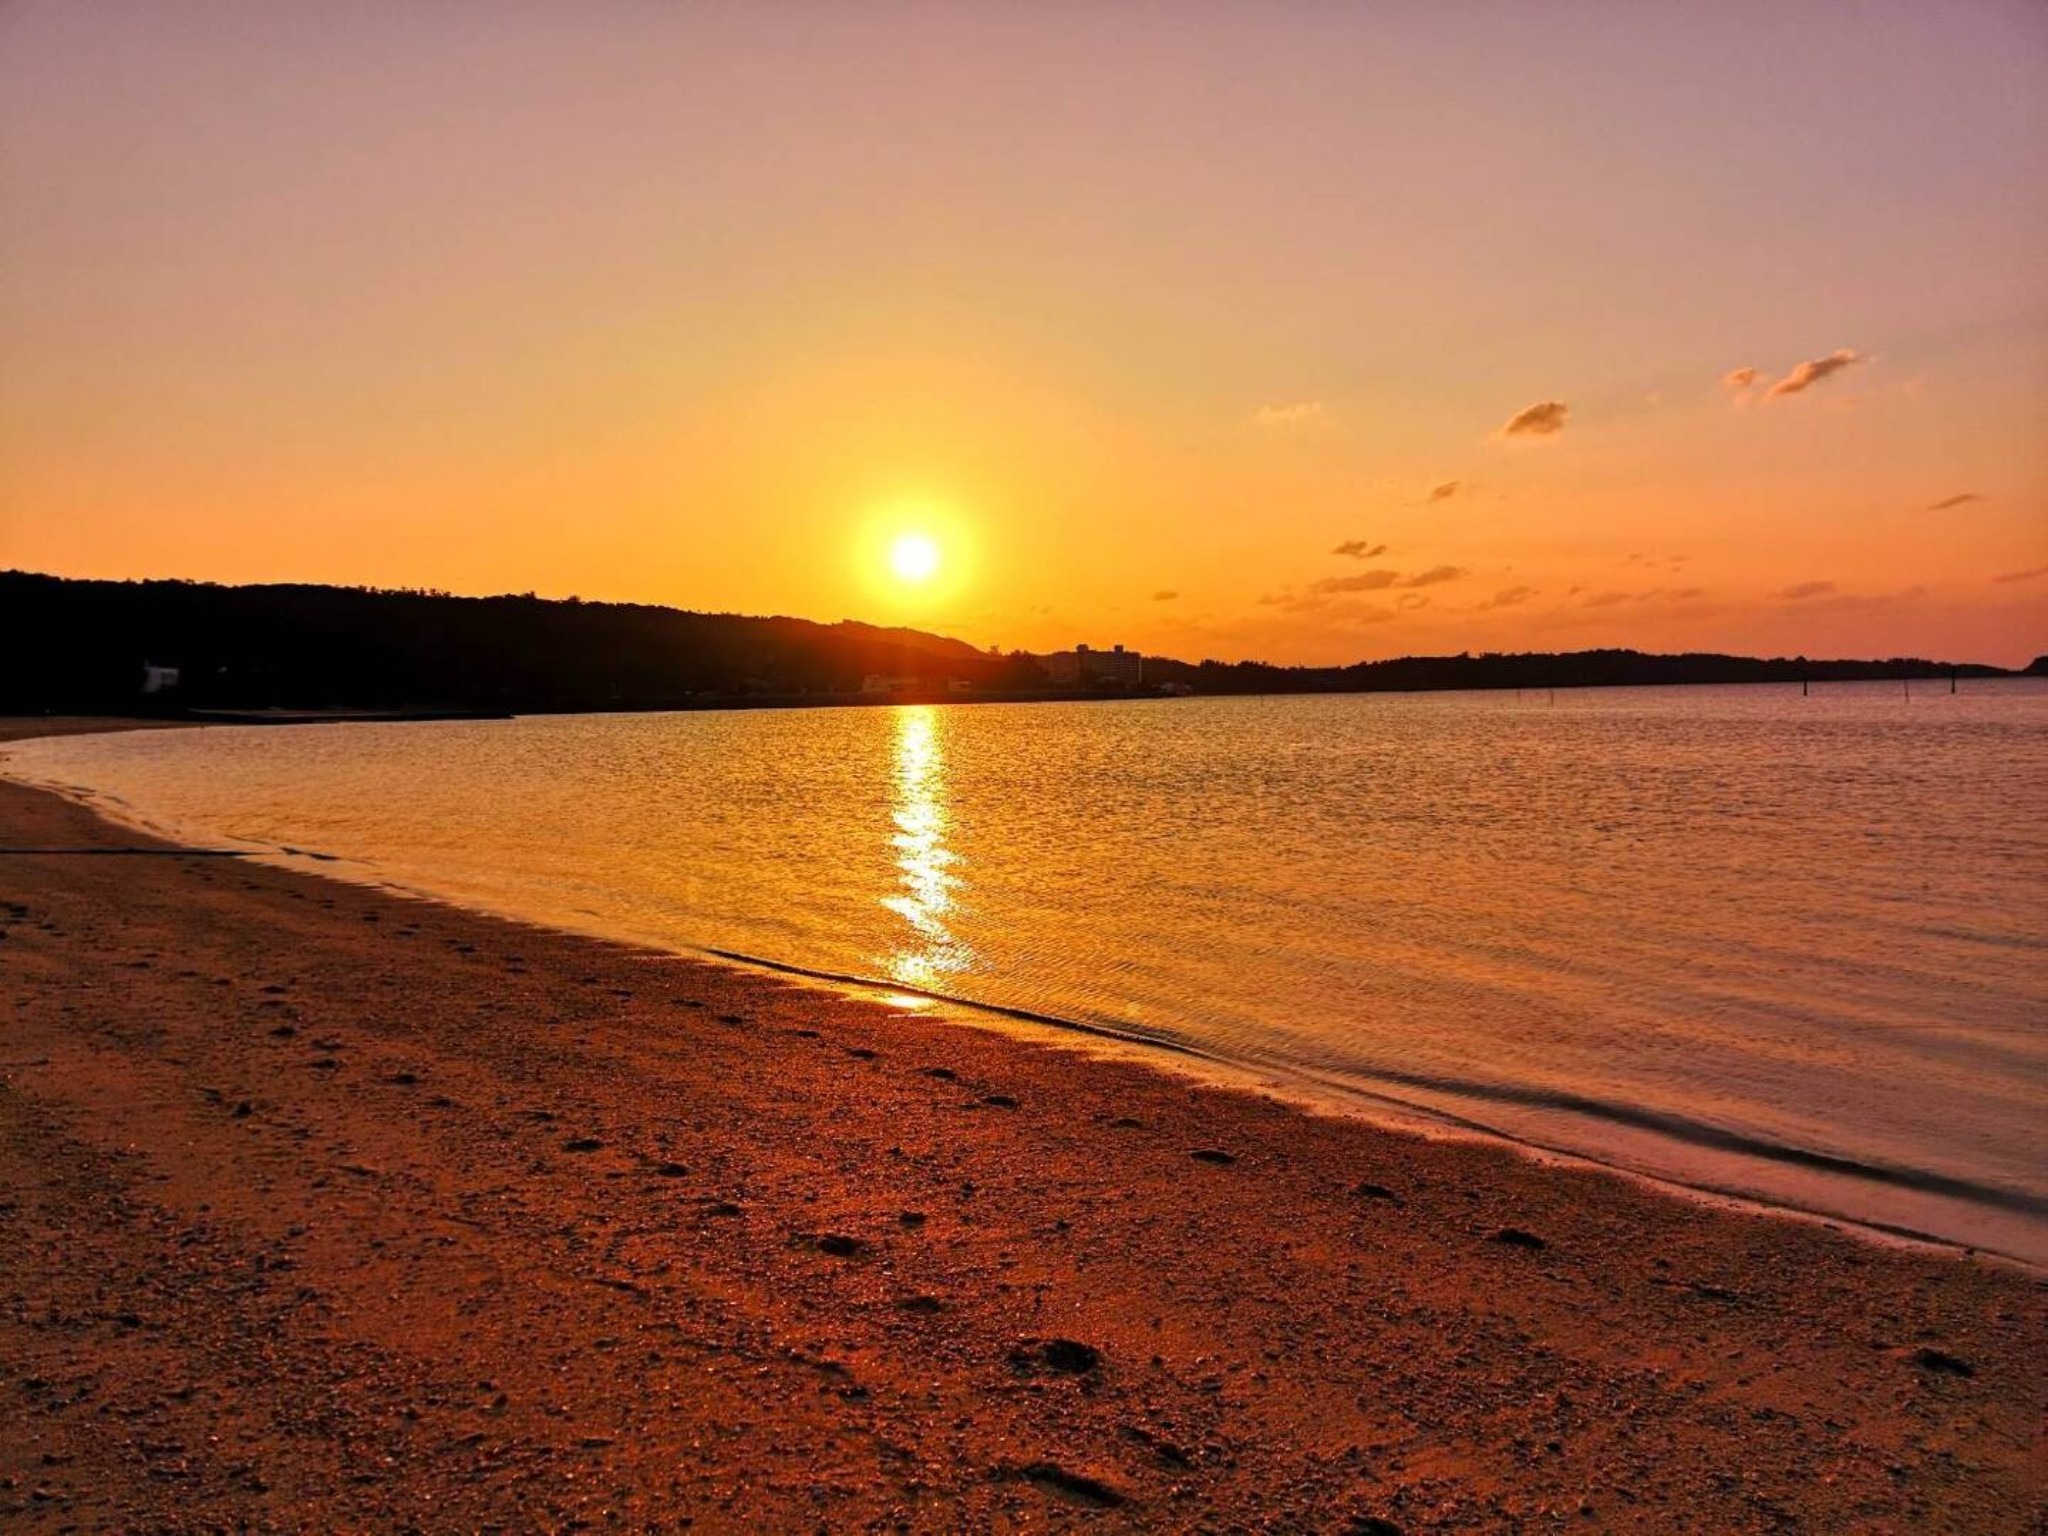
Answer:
1044, 643, 1143, 687
946, 679, 974, 695
861, 674, 921, 695
140, 662, 181, 694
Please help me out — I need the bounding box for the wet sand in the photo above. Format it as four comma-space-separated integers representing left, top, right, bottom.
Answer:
1, 719, 2041, 1531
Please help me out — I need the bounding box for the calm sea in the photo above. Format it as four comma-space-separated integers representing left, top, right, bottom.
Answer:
12, 681, 2046, 1263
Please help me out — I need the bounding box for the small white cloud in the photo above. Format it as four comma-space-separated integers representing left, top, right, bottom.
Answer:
1766, 349, 1860, 399
1497, 400, 1568, 439
1254, 401, 1326, 426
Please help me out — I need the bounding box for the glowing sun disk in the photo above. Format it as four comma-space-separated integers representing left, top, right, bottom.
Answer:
890, 533, 941, 583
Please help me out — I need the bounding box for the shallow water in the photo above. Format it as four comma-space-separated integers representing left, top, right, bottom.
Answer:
12, 681, 2046, 1262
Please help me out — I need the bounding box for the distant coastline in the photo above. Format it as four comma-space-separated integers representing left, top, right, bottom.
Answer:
6, 568, 2037, 720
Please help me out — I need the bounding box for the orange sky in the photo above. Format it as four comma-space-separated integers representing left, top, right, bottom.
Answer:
2, 2, 2043, 665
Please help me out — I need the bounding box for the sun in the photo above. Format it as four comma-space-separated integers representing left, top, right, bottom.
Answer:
889, 532, 941, 584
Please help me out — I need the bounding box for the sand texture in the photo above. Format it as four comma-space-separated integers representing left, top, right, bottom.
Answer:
1, 721, 2042, 1532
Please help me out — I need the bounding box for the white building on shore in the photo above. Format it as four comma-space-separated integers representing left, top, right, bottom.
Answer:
1043, 643, 1143, 687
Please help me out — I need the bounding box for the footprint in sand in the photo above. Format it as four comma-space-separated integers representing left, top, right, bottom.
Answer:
1907, 1347, 1974, 1378
1009, 1338, 1102, 1375
1015, 1461, 1126, 1509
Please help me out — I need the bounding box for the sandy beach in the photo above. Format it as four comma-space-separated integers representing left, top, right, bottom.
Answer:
1, 719, 2041, 1532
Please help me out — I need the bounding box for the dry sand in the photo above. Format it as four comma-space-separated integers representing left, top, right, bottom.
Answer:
1, 718, 2041, 1532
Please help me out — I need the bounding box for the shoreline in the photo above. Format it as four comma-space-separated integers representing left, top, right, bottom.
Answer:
22, 667, 2043, 731
9, 715, 2041, 1273
2, 718, 2043, 1529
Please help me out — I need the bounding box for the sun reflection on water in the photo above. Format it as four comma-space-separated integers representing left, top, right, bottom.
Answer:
880, 705, 971, 989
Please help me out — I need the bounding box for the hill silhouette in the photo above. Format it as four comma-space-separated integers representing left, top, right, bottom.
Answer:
0, 570, 2020, 716
1, 571, 1043, 714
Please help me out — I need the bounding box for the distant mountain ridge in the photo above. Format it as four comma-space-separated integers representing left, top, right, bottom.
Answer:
1133, 648, 2018, 696
1, 570, 2027, 715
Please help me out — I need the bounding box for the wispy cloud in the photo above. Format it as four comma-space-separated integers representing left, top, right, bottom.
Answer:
1721, 367, 1761, 394
1310, 569, 1401, 595
1774, 579, 1837, 601
1766, 349, 1860, 399
1401, 564, 1467, 588
1581, 590, 1631, 608
1497, 400, 1569, 439
1993, 565, 2047, 585
1927, 492, 1983, 511
1427, 480, 1461, 503
1254, 400, 1326, 426
1266, 564, 1469, 611
1254, 583, 1409, 622
1477, 585, 1538, 610
1331, 539, 1389, 560
1150, 589, 1179, 602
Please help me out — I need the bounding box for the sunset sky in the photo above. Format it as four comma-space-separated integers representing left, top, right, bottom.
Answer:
2, 2, 2043, 665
